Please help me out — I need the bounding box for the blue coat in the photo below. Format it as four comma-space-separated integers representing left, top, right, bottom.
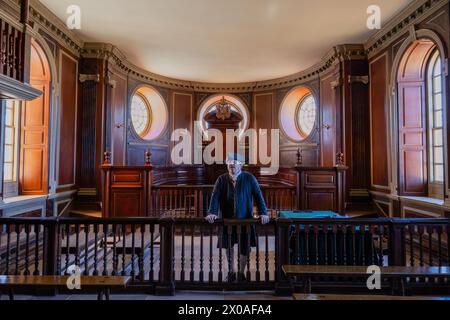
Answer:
207, 172, 268, 219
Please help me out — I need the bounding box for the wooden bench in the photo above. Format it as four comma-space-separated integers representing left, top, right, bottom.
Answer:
294, 294, 450, 300
283, 265, 450, 295
0, 276, 131, 300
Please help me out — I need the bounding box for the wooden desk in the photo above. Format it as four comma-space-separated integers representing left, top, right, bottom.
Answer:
283, 265, 450, 295
0, 276, 131, 300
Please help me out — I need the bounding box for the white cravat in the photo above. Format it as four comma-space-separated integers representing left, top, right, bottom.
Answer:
229, 171, 241, 187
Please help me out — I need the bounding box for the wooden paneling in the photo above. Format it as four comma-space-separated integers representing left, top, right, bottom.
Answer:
254, 93, 273, 162
110, 72, 127, 165
370, 54, 389, 189
102, 166, 152, 218
20, 40, 50, 195
297, 167, 347, 214
173, 93, 192, 131
58, 51, 77, 187
320, 73, 337, 166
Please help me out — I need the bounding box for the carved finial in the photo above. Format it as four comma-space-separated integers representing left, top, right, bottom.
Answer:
103, 151, 111, 165
296, 148, 303, 166
336, 152, 345, 166
145, 150, 152, 166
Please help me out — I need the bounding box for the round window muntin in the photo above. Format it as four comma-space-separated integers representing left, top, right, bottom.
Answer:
295, 94, 317, 139
131, 92, 152, 138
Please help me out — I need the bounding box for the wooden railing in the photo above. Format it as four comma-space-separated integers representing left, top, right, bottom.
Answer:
1, 216, 448, 295
150, 185, 297, 217
0, 18, 26, 82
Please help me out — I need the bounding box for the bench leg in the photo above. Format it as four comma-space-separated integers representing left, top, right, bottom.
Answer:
400, 278, 406, 296
97, 290, 104, 301
104, 288, 110, 300
303, 277, 312, 294
8, 288, 14, 301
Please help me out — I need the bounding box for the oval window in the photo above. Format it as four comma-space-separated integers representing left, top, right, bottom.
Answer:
131, 93, 152, 138
296, 95, 316, 138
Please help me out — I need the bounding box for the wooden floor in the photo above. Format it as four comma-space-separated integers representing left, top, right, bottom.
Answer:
0, 291, 291, 300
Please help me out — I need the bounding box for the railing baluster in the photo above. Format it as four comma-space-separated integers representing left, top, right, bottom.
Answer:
237, 225, 242, 281
94, 224, 99, 275
150, 224, 155, 281
24, 224, 31, 275
218, 225, 223, 283
34, 224, 40, 275
14, 224, 20, 275
428, 226, 433, 266
305, 224, 309, 265
264, 228, 269, 282
5, 224, 11, 275
341, 225, 347, 266
333, 225, 338, 266
294, 224, 300, 265
199, 225, 204, 282
65, 224, 70, 274
361, 225, 365, 265
113, 224, 118, 276
351, 226, 356, 266
409, 225, 414, 267
190, 224, 195, 282
209, 225, 213, 283
419, 226, 424, 267
324, 224, 328, 265
227, 225, 233, 279
121, 224, 126, 276
75, 224, 80, 269
314, 225, 319, 265
378, 225, 384, 267
131, 224, 136, 277
255, 225, 260, 282
181, 224, 185, 282
139, 224, 145, 282
103, 224, 108, 276
437, 226, 442, 267
84, 224, 89, 275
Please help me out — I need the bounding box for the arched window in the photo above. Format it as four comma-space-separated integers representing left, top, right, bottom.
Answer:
296, 94, 316, 137
130, 93, 152, 138
280, 86, 317, 142
397, 39, 445, 199
427, 50, 444, 188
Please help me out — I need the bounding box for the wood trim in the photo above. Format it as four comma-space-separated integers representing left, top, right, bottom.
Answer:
369, 52, 390, 191
56, 49, 78, 189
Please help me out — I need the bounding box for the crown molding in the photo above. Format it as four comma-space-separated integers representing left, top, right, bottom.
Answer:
0, 73, 42, 100
82, 42, 366, 93
1, 0, 447, 91
28, 0, 83, 57
365, 0, 449, 58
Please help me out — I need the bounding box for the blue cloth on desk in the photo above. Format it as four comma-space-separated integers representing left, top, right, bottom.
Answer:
279, 211, 345, 219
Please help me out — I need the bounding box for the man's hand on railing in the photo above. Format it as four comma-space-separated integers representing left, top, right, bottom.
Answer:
206, 214, 218, 224
254, 215, 270, 224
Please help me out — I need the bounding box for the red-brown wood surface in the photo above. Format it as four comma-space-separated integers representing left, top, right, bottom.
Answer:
58, 51, 78, 187
20, 39, 50, 195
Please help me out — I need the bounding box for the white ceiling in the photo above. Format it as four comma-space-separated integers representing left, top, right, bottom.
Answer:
40, 0, 412, 83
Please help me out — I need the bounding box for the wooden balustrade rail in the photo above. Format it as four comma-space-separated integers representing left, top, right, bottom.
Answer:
101, 164, 346, 218
0, 216, 448, 295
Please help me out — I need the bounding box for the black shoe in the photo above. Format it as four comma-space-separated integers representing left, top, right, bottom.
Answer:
226, 272, 236, 283
237, 272, 247, 282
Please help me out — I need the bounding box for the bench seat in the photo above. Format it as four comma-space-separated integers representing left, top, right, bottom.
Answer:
0, 275, 130, 300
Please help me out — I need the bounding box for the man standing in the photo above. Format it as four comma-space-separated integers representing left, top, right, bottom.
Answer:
206, 153, 269, 282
